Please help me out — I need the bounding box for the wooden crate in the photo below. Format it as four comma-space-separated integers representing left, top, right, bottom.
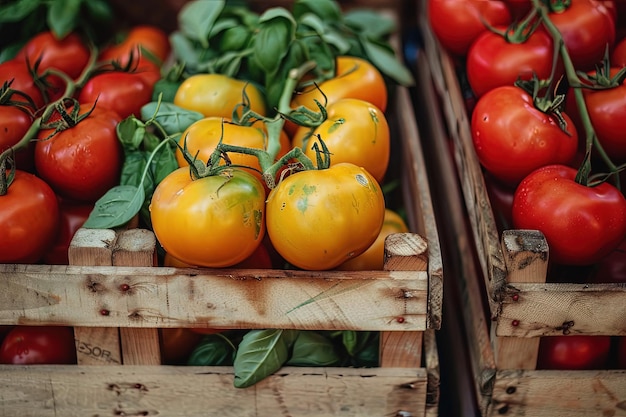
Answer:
415, 4, 626, 417
0, 80, 442, 416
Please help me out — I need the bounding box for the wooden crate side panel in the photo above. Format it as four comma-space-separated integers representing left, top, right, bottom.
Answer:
489, 369, 626, 417
0, 365, 428, 417
0, 263, 428, 331
419, 6, 507, 317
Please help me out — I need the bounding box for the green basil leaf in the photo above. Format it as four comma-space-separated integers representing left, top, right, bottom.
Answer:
178, 0, 225, 48
286, 331, 341, 366
352, 332, 379, 367
293, 0, 342, 22
0, 0, 41, 23
117, 116, 146, 151
119, 151, 146, 189
360, 37, 415, 87
342, 330, 373, 357
344, 9, 396, 39
233, 329, 298, 388
82, 185, 144, 229
187, 334, 235, 366
170, 32, 201, 70
140, 102, 204, 135
48, 0, 81, 39
253, 8, 295, 75
218, 25, 251, 52
82, 0, 113, 22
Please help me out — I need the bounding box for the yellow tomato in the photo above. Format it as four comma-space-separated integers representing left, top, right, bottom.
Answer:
291, 56, 388, 114
150, 167, 266, 267
336, 209, 409, 271
266, 163, 385, 270
174, 73, 267, 119
292, 98, 390, 183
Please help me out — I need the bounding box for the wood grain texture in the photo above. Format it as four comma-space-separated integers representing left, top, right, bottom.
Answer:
69, 228, 122, 366
0, 365, 428, 417
0, 261, 428, 331
489, 369, 626, 417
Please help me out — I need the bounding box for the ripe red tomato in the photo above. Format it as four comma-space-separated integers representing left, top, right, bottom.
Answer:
78, 71, 153, 119
548, 0, 616, 71
42, 198, 94, 265
471, 85, 579, 185
34, 102, 123, 202
612, 37, 626, 67
502, 0, 532, 20
15, 31, 90, 101
427, 0, 512, 57
566, 67, 626, 162
0, 170, 59, 263
0, 326, 77, 364
0, 104, 35, 172
0, 59, 44, 109
512, 164, 626, 265
537, 335, 611, 370
466, 27, 554, 98
100, 25, 171, 66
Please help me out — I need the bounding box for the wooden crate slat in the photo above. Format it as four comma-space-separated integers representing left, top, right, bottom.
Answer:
490, 370, 626, 417
0, 257, 428, 331
0, 365, 428, 417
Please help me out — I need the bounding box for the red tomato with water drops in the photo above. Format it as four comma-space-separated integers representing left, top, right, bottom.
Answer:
78, 71, 153, 119
427, 0, 512, 57
537, 335, 611, 370
471, 85, 578, 186
0, 104, 35, 172
0, 170, 59, 264
34, 102, 123, 202
0, 60, 44, 109
0, 326, 77, 364
466, 26, 554, 98
512, 164, 626, 266
548, 0, 616, 71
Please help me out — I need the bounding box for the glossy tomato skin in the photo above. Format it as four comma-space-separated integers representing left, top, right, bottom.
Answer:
612, 37, 626, 67
537, 335, 611, 370
0, 170, 59, 263
466, 27, 554, 98
292, 98, 390, 183
567, 67, 626, 162
266, 163, 385, 270
427, 0, 512, 57
34, 103, 123, 202
174, 74, 267, 119
78, 71, 153, 119
548, 0, 616, 71
0, 59, 45, 109
512, 164, 626, 265
0, 326, 77, 364
291, 56, 388, 114
0, 105, 35, 171
336, 209, 409, 271
471, 86, 579, 186
150, 167, 266, 268
42, 198, 93, 265
99, 25, 171, 65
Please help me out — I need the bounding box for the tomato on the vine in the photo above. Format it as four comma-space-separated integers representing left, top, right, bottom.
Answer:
78, 71, 153, 119
471, 85, 579, 186
0, 326, 77, 364
548, 0, 616, 71
266, 163, 385, 270
512, 164, 626, 265
34, 102, 123, 202
291, 98, 390, 183
0, 104, 34, 172
336, 208, 409, 271
537, 335, 611, 370
466, 26, 554, 98
427, 0, 512, 57
0, 60, 44, 109
291, 56, 388, 114
174, 74, 267, 119
176, 117, 290, 185
150, 167, 266, 268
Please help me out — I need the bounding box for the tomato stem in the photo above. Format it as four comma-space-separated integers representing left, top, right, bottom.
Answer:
0, 150, 16, 196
